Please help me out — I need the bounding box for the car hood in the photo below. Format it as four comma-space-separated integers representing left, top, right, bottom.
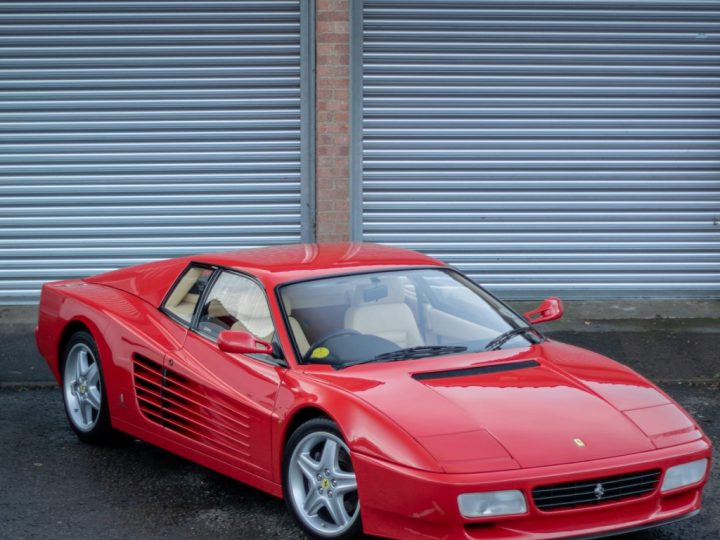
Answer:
303, 340, 702, 473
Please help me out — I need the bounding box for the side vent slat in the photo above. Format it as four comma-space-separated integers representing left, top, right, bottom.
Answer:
162, 377, 251, 428
132, 353, 254, 464
161, 410, 252, 458
132, 354, 165, 424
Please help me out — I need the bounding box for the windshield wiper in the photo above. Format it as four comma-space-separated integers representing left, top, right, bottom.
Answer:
340, 345, 468, 369
484, 326, 538, 351
374, 345, 468, 361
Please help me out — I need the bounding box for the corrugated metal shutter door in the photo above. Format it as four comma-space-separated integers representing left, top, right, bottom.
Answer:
358, 0, 720, 299
0, 0, 311, 304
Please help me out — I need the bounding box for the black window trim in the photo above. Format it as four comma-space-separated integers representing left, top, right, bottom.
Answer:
159, 262, 219, 329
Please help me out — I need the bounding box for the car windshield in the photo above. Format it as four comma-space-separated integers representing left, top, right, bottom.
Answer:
279, 268, 540, 367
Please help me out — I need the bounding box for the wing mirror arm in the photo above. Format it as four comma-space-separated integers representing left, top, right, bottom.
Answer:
523, 297, 564, 325
271, 339, 285, 360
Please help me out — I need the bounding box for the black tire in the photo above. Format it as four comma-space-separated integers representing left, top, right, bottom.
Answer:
283, 418, 363, 539
60, 330, 114, 444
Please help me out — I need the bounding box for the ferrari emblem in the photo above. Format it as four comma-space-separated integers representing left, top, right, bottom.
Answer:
594, 483, 605, 500
573, 438, 585, 447
321, 478, 331, 491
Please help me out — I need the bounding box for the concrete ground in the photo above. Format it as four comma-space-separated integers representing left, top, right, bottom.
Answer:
1, 300, 718, 539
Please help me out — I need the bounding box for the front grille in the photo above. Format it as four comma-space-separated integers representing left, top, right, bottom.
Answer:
532, 469, 662, 511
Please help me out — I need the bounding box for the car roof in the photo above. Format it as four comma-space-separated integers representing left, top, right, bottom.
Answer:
86, 243, 446, 308
200, 242, 442, 277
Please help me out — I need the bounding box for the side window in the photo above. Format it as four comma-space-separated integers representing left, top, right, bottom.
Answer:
163, 265, 213, 324
197, 271, 275, 342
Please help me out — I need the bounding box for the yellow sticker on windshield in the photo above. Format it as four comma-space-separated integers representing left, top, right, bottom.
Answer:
310, 347, 330, 359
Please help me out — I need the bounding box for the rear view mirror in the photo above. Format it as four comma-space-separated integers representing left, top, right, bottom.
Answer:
218, 330, 273, 355
524, 297, 563, 325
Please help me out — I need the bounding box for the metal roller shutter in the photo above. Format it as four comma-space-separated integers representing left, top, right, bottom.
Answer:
354, 0, 720, 299
0, 0, 312, 304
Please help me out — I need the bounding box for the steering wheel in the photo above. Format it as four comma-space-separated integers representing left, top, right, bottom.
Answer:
303, 329, 361, 362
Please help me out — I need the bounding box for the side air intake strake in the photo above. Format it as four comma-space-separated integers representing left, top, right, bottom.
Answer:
132, 354, 252, 461
133, 354, 164, 420
412, 360, 540, 381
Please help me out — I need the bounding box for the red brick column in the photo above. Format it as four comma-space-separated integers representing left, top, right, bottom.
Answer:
315, 0, 350, 242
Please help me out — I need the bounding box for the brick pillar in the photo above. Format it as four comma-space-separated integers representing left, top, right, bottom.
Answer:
315, 0, 351, 243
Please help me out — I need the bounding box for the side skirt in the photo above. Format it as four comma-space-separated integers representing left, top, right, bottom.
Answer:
113, 418, 283, 498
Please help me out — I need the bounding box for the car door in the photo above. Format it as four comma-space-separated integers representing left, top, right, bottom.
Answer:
161, 269, 285, 480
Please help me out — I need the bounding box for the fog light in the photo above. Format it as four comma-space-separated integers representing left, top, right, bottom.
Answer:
661, 459, 708, 493
458, 490, 527, 518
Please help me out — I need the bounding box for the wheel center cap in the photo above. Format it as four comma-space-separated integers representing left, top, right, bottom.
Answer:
321, 478, 331, 491
79, 383, 87, 394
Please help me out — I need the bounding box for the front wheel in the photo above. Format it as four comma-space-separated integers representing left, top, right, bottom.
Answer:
283, 418, 362, 539
61, 331, 113, 444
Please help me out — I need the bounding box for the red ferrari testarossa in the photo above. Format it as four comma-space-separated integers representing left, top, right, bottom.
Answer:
36, 243, 711, 540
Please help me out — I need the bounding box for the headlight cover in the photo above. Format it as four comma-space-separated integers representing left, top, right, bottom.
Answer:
458, 490, 527, 518
661, 459, 708, 493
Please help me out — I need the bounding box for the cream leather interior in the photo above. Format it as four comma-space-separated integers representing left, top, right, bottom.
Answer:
164, 268, 204, 321
224, 293, 274, 342
230, 319, 274, 343
289, 317, 310, 356
283, 296, 310, 356
344, 278, 423, 348
425, 307, 497, 342
207, 298, 231, 319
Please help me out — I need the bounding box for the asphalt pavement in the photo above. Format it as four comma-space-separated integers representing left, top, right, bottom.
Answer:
0, 382, 717, 540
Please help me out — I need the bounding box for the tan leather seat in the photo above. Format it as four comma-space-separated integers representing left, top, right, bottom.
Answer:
225, 294, 275, 343
229, 319, 273, 343
283, 296, 310, 356
344, 278, 423, 348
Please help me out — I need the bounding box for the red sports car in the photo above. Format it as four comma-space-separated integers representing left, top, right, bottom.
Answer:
36, 243, 711, 540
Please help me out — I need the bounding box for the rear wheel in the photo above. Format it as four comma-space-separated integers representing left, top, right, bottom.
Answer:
61, 331, 113, 444
283, 418, 361, 539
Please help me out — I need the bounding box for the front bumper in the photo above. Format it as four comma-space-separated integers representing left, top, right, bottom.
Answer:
354, 438, 711, 540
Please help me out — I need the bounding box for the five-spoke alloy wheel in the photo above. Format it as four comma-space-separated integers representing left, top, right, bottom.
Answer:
61, 331, 113, 443
284, 418, 361, 539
